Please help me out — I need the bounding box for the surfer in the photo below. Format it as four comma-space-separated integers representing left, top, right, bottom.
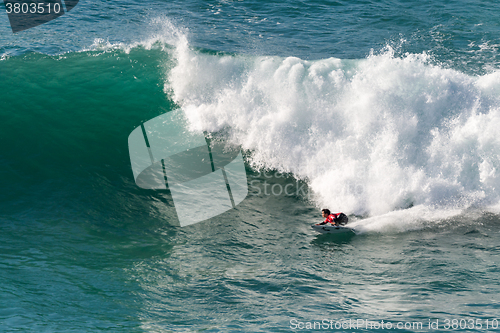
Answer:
316, 209, 348, 226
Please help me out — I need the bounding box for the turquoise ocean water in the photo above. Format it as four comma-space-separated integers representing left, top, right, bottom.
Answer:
1, 0, 500, 331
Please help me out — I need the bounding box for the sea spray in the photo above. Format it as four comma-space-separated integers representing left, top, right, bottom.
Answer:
165, 40, 500, 218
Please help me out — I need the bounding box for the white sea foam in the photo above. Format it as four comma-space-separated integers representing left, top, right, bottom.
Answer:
85, 17, 188, 54
156, 22, 500, 225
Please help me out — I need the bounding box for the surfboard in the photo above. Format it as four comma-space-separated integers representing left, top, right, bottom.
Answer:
311, 224, 355, 234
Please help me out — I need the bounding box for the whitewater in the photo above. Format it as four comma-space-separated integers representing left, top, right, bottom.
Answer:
154, 25, 500, 228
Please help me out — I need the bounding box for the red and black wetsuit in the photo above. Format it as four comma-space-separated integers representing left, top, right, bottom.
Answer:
319, 213, 342, 225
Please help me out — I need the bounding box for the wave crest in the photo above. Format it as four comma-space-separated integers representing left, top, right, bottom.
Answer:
165, 33, 500, 217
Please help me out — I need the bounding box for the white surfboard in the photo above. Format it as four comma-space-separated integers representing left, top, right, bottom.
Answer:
311, 224, 355, 234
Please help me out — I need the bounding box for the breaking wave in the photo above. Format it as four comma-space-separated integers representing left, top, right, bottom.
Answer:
164, 24, 500, 218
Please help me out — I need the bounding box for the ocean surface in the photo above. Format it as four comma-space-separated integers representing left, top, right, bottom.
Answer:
2, 0, 500, 331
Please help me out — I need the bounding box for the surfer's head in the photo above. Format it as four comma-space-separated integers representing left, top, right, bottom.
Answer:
322, 209, 330, 217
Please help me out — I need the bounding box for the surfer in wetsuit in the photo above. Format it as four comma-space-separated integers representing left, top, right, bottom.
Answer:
316, 209, 348, 226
